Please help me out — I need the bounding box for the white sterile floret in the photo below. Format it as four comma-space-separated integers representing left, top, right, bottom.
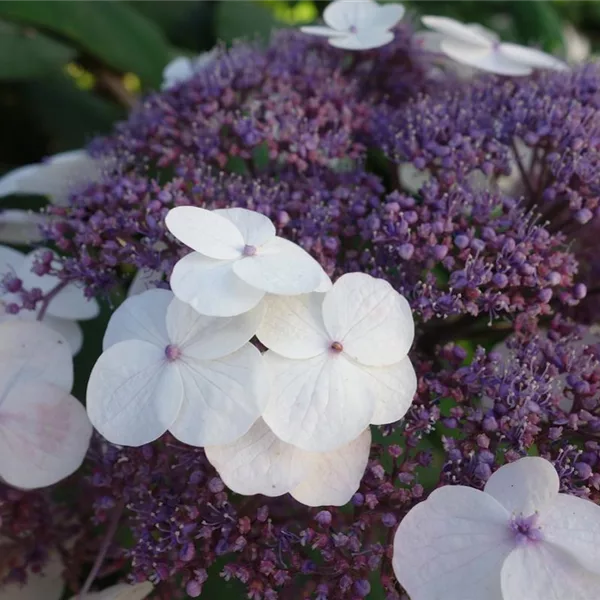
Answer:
393, 456, 600, 600
301, 0, 405, 51
166, 206, 331, 317
0, 150, 103, 206
161, 50, 218, 90
0, 245, 100, 354
206, 419, 371, 507
87, 289, 267, 447
0, 320, 92, 489
421, 15, 567, 76
68, 582, 155, 600
257, 272, 416, 452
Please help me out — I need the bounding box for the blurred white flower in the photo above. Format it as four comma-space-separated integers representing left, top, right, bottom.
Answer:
563, 24, 590, 64
166, 206, 330, 317
421, 16, 567, 76
206, 418, 371, 506
161, 50, 218, 90
257, 272, 416, 451
393, 456, 600, 600
87, 289, 266, 447
0, 320, 92, 489
0, 245, 100, 355
301, 0, 405, 50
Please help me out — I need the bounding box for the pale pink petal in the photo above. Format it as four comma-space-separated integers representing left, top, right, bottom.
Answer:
214, 207, 276, 248
170, 344, 266, 446
501, 543, 600, 600
421, 16, 493, 47
292, 427, 371, 506
165, 206, 244, 259
233, 237, 326, 295
393, 486, 512, 600
43, 316, 83, 356
484, 457, 559, 516
86, 340, 183, 446
170, 252, 265, 317
261, 352, 375, 452
166, 296, 263, 360
256, 293, 328, 359
103, 289, 171, 351
0, 381, 92, 489
322, 273, 414, 367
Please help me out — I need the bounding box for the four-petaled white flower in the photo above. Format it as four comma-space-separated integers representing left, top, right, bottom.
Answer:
257, 272, 416, 452
0, 320, 92, 489
206, 419, 371, 507
166, 206, 331, 317
86, 289, 267, 447
421, 16, 567, 76
301, 0, 405, 50
161, 50, 218, 90
0, 245, 100, 355
393, 456, 600, 600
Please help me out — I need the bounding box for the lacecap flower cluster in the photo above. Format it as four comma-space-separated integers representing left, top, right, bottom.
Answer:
1, 1, 600, 599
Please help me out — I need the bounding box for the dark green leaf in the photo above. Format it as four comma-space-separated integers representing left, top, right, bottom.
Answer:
0, 0, 170, 87
0, 20, 75, 79
215, 1, 277, 44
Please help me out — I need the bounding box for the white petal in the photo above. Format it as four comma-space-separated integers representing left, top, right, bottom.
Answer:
484, 457, 559, 516
71, 582, 154, 600
393, 485, 512, 600
19, 249, 100, 320
170, 343, 266, 446
0, 210, 46, 244
0, 381, 91, 489
102, 289, 171, 351
205, 418, 308, 496
261, 352, 375, 452
362, 3, 405, 30
0, 552, 64, 600
214, 207, 276, 248
0, 164, 41, 197
161, 56, 194, 90
127, 268, 163, 297
291, 427, 371, 507
256, 293, 327, 359
369, 355, 417, 425
233, 237, 326, 296
166, 295, 263, 360
0, 243, 25, 271
501, 544, 600, 600
398, 163, 431, 194
542, 493, 600, 576
86, 340, 182, 446
324, 0, 378, 31
315, 269, 333, 292
440, 40, 532, 76
300, 25, 346, 38
467, 23, 500, 44
165, 206, 244, 259
499, 43, 568, 71
421, 16, 493, 47
0, 320, 73, 392
322, 273, 414, 367
170, 252, 265, 317
43, 316, 83, 355
329, 31, 394, 51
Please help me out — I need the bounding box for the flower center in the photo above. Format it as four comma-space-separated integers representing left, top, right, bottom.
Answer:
349, 24, 358, 34
242, 244, 257, 257
330, 341, 344, 353
165, 344, 182, 362
510, 512, 543, 545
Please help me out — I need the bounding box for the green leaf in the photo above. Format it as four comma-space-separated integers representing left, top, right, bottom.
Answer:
0, 20, 75, 79
215, 1, 277, 44
0, 0, 170, 87
511, 1, 565, 52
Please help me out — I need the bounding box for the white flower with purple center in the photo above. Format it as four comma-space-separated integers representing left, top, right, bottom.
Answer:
86, 289, 266, 447
0, 320, 92, 489
421, 16, 567, 76
393, 456, 600, 600
300, 0, 405, 51
257, 272, 416, 452
166, 206, 331, 317
205, 418, 371, 507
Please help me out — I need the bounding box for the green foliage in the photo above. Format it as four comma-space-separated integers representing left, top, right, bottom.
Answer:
216, 0, 278, 43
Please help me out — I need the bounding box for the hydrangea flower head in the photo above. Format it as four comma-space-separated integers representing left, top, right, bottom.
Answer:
257, 272, 416, 451
166, 206, 331, 317
301, 0, 405, 50
393, 457, 600, 600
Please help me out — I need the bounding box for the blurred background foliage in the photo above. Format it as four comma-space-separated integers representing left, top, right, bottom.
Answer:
0, 0, 597, 177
